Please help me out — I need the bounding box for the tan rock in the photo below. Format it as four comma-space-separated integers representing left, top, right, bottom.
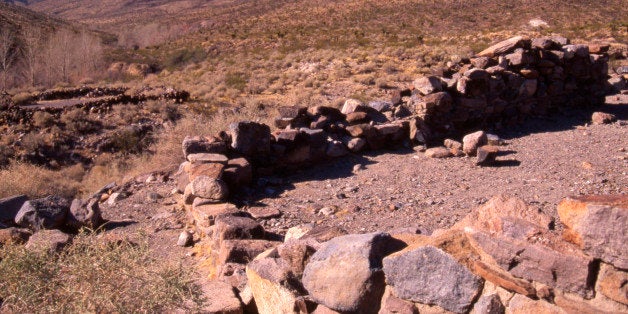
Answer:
285, 224, 315, 242
379, 286, 418, 314
557, 195, 628, 269
189, 176, 229, 201
553, 289, 627, 314
248, 206, 281, 219
476, 145, 499, 165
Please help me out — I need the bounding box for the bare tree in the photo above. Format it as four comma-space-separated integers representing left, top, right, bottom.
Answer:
21, 26, 44, 87
0, 28, 18, 90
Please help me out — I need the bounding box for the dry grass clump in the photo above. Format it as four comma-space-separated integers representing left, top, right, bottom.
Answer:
0, 233, 205, 312
0, 162, 83, 199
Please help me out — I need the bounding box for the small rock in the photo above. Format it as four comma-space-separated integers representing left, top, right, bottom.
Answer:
462, 131, 488, 156
471, 294, 505, 314
476, 145, 499, 165
591, 112, 617, 125
248, 207, 281, 219
177, 231, 193, 247
347, 138, 367, 152
188, 176, 229, 201
424, 147, 452, 158
107, 192, 127, 205
319, 207, 336, 216
285, 223, 315, 242
0, 227, 31, 245
67, 198, 103, 230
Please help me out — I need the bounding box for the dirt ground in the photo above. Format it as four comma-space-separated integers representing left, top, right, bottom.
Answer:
98, 95, 627, 276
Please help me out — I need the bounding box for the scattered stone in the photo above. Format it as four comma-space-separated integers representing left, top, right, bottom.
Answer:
591, 112, 617, 125
462, 131, 488, 156
302, 232, 405, 313
248, 207, 281, 219
25, 229, 72, 253
0, 195, 28, 225
15, 196, 70, 231
424, 147, 452, 158
557, 195, 628, 269
476, 145, 499, 165
383, 246, 483, 313
300, 225, 348, 242
177, 230, 193, 247
326, 140, 349, 158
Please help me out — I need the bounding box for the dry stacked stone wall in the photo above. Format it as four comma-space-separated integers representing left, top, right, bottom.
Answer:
173, 36, 627, 313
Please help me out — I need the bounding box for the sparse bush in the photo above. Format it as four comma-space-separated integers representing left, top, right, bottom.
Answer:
224, 72, 248, 91
60, 108, 101, 133
32, 111, 56, 128
11, 92, 34, 106
20, 132, 48, 155
0, 233, 205, 312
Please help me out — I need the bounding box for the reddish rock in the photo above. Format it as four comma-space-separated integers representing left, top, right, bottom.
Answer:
189, 202, 238, 233
188, 176, 229, 201
223, 158, 252, 188
341, 99, 365, 114
201, 280, 244, 314
379, 286, 418, 314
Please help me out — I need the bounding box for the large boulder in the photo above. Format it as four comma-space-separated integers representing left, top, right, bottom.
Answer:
182, 135, 227, 159
383, 246, 483, 313
557, 195, 628, 269
15, 196, 70, 231
477, 36, 527, 58
301, 232, 405, 313
201, 280, 244, 314
188, 176, 229, 201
